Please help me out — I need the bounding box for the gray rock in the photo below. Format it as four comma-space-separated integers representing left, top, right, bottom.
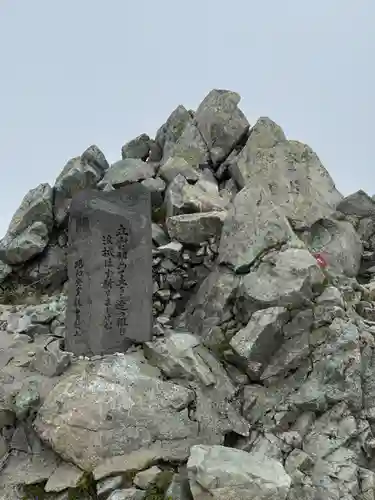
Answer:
0, 261, 12, 284
230, 307, 289, 380
158, 157, 200, 184
121, 134, 152, 161
178, 267, 238, 340
157, 241, 183, 262
156, 105, 192, 162
152, 223, 169, 246
195, 89, 250, 166
0, 183, 53, 265
44, 462, 84, 492
166, 212, 226, 245
165, 174, 226, 218
141, 177, 166, 209
54, 155, 106, 225
236, 248, 325, 322
81, 144, 109, 172
187, 445, 291, 500
230, 120, 342, 229
336, 190, 375, 218
100, 158, 155, 189
218, 184, 299, 273
32, 340, 71, 377
166, 116, 210, 168
34, 353, 228, 470
108, 489, 146, 500
300, 217, 363, 277
97, 475, 124, 499
133, 465, 163, 489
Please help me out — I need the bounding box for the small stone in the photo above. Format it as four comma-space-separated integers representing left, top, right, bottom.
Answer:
133, 465, 163, 489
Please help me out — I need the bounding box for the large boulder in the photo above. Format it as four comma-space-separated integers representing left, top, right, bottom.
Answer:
230, 118, 342, 229
121, 133, 161, 162
194, 89, 250, 167
300, 217, 363, 277
0, 183, 53, 265
187, 445, 291, 500
34, 351, 245, 471
166, 211, 226, 245
218, 184, 299, 273
99, 158, 155, 189
53, 145, 108, 225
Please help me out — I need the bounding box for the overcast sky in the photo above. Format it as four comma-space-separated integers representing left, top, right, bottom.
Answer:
0, 1, 374, 238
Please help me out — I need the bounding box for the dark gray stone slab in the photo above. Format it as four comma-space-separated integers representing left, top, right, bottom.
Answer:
65, 184, 153, 356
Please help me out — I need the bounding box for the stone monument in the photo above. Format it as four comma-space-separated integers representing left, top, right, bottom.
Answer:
65, 184, 153, 356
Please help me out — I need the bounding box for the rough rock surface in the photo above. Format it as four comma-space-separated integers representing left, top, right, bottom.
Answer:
1, 88, 375, 500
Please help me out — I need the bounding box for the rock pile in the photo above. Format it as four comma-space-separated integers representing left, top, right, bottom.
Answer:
0, 89, 375, 499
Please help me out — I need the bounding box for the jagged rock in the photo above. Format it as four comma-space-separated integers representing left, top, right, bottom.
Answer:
121, 133, 152, 161
230, 307, 290, 380
166, 115, 210, 168
54, 152, 107, 225
0, 184, 54, 265
158, 158, 200, 187
156, 105, 192, 163
187, 445, 291, 500
178, 266, 239, 339
99, 158, 155, 189
300, 217, 362, 277
81, 144, 110, 172
32, 340, 71, 377
230, 118, 342, 228
218, 184, 299, 273
166, 211, 226, 244
194, 89, 250, 166
152, 223, 169, 246
336, 190, 375, 218
236, 248, 325, 322
165, 174, 226, 218
133, 465, 163, 489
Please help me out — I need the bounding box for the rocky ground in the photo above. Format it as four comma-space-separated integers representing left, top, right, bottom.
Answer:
0, 89, 375, 498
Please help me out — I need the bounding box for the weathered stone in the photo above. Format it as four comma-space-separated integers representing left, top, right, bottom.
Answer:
65, 185, 153, 356
121, 134, 152, 161
108, 489, 146, 500
166, 212, 226, 245
300, 217, 362, 277
194, 89, 249, 166
236, 248, 325, 322
34, 353, 222, 470
155, 105, 192, 162
44, 462, 84, 492
32, 340, 71, 377
0, 261, 12, 284
133, 466, 163, 489
218, 184, 299, 273
187, 445, 291, 500
178, 267, 238, 339
230, 122, 342, 228
158, 156, 200, 184
81, 144, 109, 172
157, 241, 183, 262
230, 307, 289, 380
100, 159, 155, 189
165, 174, 226, 218
54, 155, 106, 225
336, 190, 375, 218
0, 184, 54, 264
97, 475, 124, 499
141, 177, 165, 209
166, 117, 210, 168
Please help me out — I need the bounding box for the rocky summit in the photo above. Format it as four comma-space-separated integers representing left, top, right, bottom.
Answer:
0, 89, 375, 500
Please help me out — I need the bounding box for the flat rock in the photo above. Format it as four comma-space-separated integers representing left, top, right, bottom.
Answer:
44, 461, 84, 492
166, 211, 226, 245
187, 445, 291, 500
100, 158, 155, 189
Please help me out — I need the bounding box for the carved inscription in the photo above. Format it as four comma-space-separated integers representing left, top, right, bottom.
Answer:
74, 258, 84, 336
115, 224, 130, 335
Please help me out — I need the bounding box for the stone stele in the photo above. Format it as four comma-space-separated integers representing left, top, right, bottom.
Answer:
65, 184, 153, 356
